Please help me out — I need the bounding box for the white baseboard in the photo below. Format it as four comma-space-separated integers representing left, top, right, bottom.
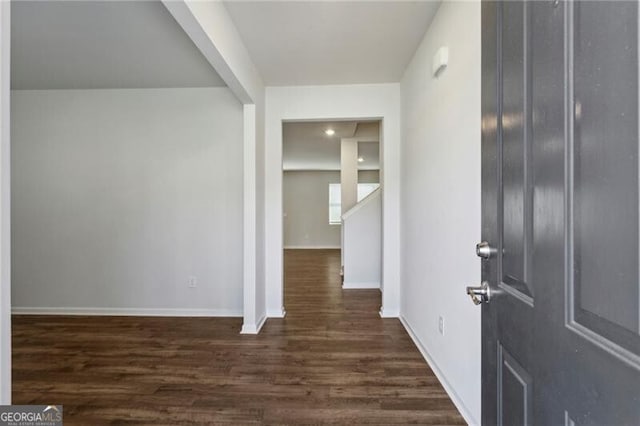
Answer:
267, 308, 286, 318
342, 281, 380, 289
240, 314, 267, 334
284, 246, 341, 250
12, 307, 243, 317
399, 315, 478, 426
379, 308, 400, 318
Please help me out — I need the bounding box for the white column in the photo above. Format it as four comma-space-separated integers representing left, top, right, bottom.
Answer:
340, 138, 358, 214
241, 104, 258, 334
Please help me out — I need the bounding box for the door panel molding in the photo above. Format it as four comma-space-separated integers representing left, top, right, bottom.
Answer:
497, 342, 532, 426
499, 0, 535, 304
566, 320, 640, 370
563, 0, 640, 371
499, 281, 534, 307
564, 411, 576, 426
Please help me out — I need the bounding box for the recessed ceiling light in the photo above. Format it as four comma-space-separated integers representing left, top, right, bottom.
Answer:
324, 129, 335, 136
358, 157, 364, 163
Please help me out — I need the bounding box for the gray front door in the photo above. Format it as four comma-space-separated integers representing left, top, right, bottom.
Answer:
477, 1, 640, 424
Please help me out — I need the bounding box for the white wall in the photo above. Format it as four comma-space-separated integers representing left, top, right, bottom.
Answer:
283, 171, 340, 249
342, 189, 381, 289
162, 1, 267, 333
265, 84, 401, 318
0, 0, 11, 404
399, 2, 481, 424
11, 87, 244, 316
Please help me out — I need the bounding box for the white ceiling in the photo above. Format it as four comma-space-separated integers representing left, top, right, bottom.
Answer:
11, 1, 226, 90
283, 121, 379, 171
223, 1, 441, 86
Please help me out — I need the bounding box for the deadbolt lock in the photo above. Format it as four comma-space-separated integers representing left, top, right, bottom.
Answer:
476, 241, 497, 259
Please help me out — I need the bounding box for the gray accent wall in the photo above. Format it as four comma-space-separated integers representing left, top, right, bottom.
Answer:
283, 171, 340, 249
359, 170, 379, 184
283, 170, 378, 249
11, 87, 244, 315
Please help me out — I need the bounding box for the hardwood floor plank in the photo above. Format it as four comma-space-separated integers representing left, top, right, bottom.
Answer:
12, 249, 464, 424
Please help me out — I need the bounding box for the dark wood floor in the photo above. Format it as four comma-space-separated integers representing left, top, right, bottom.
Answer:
12, 249, 464, 425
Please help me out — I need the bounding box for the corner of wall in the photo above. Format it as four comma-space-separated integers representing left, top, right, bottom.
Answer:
398, 1, 482, 423
240, 313, 266, 334
399, 315, 479, 425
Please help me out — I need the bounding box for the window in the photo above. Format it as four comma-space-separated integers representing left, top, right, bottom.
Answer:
328, 183, 380, 224
329, 184, 342, 225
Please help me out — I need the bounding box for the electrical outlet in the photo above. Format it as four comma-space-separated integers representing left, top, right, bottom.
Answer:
438, 316, 445, 336
188, 276, 197, 288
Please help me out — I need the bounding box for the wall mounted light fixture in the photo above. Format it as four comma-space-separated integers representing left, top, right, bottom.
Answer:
432, 46, 448, 78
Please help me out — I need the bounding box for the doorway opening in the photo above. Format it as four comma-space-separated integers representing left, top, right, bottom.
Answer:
281, 120, 381, 315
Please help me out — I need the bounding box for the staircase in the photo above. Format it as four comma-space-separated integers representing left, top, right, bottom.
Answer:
341, 188, 381, 289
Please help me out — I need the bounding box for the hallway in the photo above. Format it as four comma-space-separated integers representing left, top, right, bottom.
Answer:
11, 249, 463, 424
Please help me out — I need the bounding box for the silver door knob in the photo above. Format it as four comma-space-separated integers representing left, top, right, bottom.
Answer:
466, 281, 491, 305
476, 241, 497, 259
